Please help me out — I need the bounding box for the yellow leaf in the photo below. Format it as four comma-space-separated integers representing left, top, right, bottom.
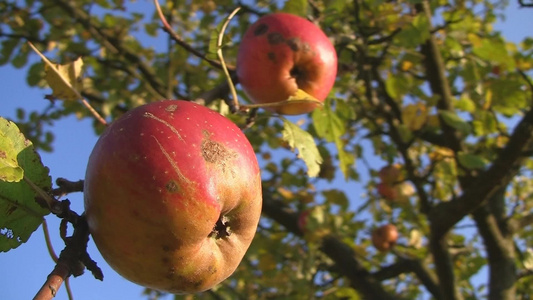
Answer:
44, 57, 84, 101
468, 33, 482, 47
277, 187, 294, 199
401, 103, 427, 131
429, 147, 454, 161
286, 89, 322, 105
401, 60, 413, 71
483, 88, 492, 110
408, 229, 423, 249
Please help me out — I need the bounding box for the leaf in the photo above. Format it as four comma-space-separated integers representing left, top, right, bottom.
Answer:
457, 152, 487, 170
439, 110, 471, 136
281, 118, 323, 177
312, 99, 354, 179
44, 57, 84, 101
334, 287, 361, 299
401, 103, 428, 131
0, 117, 51, 252
282, 0, 308, 17
0, 120, 25, 182
395, 14, 430, 48
322, 189, 349, 210
408, 229, 423, 249
523, 248, 533, 270
473, 37, 515, 70
285, 89, 322, 105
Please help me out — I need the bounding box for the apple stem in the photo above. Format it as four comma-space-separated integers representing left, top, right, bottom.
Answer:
240, 98, 325, 110
217, 7, 241, 113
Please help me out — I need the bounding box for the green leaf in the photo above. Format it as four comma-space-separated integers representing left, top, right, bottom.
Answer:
473, 37, 515, 70
439, 110, 471, 136
0, 119, 27, 182
395, 14, 430, 48
322, 189, 349, 211
457, 152, 487, 170
0, 117, 51, 252
334, 287, 361, 299
281, 118, 323, 177
312, 99, 355, 179
282, 0, 308, 17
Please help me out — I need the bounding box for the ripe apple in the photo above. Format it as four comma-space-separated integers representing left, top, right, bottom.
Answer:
84, 100, 262, 294
377, 182, 398, 201
236, 13, 338, 115
378, 164, 401, 184
371, 224, 399, 252
297, 209, 311, 234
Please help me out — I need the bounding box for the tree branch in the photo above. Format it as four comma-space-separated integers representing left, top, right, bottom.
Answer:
54, 0, 168, 100
262, 194, 401, 300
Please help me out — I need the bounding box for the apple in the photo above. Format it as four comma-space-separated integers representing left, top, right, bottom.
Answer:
84, 100, 262, 294
236, 12, 338, 115
297, 209, 311, 233
378, 164, 401, 184
377, 182, 398, 201
371, 224, 399, 252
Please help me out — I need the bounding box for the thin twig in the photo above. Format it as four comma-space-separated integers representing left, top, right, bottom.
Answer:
42, 218, 58, 262
153, 0, 230, 70
217, 7, 242, 112
23, 176, 57, 211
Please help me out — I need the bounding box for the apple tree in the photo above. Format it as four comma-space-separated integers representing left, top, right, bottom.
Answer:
1, 0, 533, 299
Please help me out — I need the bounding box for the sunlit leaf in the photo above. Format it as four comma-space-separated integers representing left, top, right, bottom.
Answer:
457, 152, 487, 170
282, 0, 308, 16
0, 118, 51, 252
281, 118, 323, 177
439, 110, 471, 136
401, 103, 427, 131
44, 57, 84, 101
312, 99, 354, 179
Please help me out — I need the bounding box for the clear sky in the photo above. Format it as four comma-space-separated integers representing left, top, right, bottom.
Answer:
0, 1, 531, 300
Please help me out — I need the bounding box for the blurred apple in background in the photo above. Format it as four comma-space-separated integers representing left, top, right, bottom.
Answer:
372, 224, 399, 252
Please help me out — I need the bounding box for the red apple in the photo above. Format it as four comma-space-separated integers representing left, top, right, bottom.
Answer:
378, 164, 401, 184
372, 224, 399, 252
377, 182, 398, 201
297, 209, 311, 233
84, 100, 262, 293
236, 13, 338, 115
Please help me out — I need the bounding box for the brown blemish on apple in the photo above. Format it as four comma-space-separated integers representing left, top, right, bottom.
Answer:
253, 23, 268, 36
286, 37, 301, 52
267, 52, 276, 62
166, 266, 177, 280
267, 32, 284, 45
165, 180, 180, 193
200, 131, 237, 171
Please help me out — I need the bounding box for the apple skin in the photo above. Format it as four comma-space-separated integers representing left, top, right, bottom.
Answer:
378, 164, 401, 185
377, 182, 398, 201
236, 13, 338, 115
84, 100, 262, 294
371, 224, 399, 252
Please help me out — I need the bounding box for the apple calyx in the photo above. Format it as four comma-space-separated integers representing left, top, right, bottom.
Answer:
210, 215, 232, 239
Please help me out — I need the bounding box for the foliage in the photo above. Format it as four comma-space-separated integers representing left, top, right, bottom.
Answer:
1, 0, 533, 299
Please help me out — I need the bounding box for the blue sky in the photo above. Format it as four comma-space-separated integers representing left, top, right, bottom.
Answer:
0, 1, 532, 299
